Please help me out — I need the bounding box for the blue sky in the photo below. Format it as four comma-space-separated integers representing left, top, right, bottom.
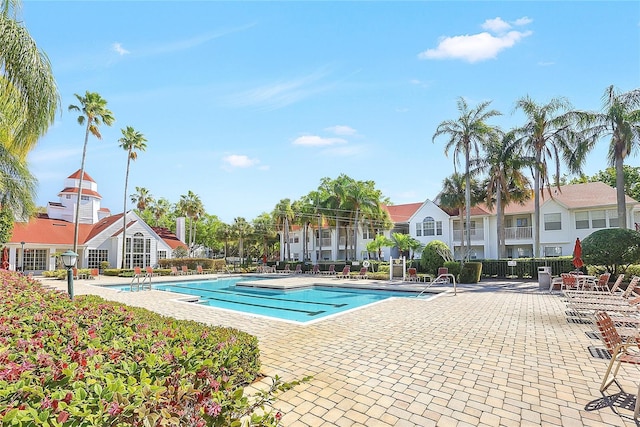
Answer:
22, 1, 640, 223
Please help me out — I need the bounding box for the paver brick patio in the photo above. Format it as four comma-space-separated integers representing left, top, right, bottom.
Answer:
39, 274, 640, 426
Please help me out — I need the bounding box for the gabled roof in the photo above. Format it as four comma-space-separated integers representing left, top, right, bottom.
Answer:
67, 169, 96, 183
85, 213, 124, 241
478, 181, 638, 215
383, 203, 423, 224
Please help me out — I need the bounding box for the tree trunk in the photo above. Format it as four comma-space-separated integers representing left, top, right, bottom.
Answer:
464, 154, 471, 264
533, 150, 542, 258
73, 122, 92, 255
121, 154, 131, 269
615, 153, 628, 229
496, 184, 504, 258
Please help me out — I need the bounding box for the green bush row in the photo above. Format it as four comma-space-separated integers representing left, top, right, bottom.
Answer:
0, 270, 301, 426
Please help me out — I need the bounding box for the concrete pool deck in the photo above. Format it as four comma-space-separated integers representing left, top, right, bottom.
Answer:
39, 273, 638, 426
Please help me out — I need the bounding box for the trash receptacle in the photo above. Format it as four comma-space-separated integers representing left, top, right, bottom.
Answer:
538, 266, 552, 290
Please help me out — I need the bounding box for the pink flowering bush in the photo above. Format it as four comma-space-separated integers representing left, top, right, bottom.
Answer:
0, 271, 306, 426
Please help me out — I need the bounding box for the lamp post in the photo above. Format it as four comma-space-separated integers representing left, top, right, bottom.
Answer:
20, 241, 24, 272
61, 250, 78, 300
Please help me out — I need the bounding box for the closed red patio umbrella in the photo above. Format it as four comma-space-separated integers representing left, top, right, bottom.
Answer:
572, 238, 584, 269
1, 247, 8, 270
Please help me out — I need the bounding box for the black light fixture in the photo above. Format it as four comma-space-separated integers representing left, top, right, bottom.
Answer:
61, 250, 78, 300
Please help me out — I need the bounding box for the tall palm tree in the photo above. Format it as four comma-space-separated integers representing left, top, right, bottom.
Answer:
433, 97, 501, 262
232, 217, 253, 266
252, 213, 278, 261
515, 95, 581, 257
0, 0, 59, 157
344, 180, 380, 261
273, 199, 294, 261
68, 91, 115, 254
481, 131, 533, 258
119, 127, 147, 269
0, 143, 37, 219
215, 223, 232, 259
579, 86, 640, 228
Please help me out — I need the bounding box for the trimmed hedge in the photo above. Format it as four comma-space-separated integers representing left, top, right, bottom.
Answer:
0, 270, 280, 426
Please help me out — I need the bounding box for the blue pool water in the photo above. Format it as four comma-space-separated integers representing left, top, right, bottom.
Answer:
115, 277, 426, 323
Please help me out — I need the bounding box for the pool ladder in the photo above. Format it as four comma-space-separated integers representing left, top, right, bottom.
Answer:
130, 273, 152, 292
416, 274, 457, 297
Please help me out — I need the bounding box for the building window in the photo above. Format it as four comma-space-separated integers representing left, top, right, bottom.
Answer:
607, 209, 619, 228
575, 211, 589, 229
157, 250, 167, 260
591, 210, 606, 228
544, 213, 561, 231
516, 217, 529, 227
87, 249, 108, 269
125, 232, 151, 268
544, 246, 562, 257
23, 249, 47, 271
436, 221, 443, 236
81, 195, 89, 201
362, 227, 376, 240
65, 195, 71, 199
422, 217, 435, 236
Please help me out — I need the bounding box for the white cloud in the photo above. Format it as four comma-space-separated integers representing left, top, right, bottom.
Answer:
513, 17, 533, 26
292, 135, 347, 147
112, 42, 130, 55
325, 125, 357, 136
482, 17, 511, 33
419, 17, 532, 63
419, 30, 532, 63
223, 154, 259, 168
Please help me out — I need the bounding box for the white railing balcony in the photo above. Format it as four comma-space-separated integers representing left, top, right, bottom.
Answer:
452, 229, 484, 241
504, 226, 532, 240
315, 238, 332, 247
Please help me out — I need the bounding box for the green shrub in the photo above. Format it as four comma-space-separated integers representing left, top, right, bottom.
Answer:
420, 240, 449, 275
443, 261, 461, 277
459, 262, 482, 283
0, 270, 305, 426
582, 228, 640, 275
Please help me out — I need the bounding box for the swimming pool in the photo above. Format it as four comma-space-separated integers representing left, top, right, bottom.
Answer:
114, 277, 430, 323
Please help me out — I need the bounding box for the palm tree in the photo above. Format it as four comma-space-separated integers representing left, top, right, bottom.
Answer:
391, 232, 414, 259
68, 91, 115, 254
273, 199, 294, 261
0, 143, 37, 219
150, 197, 172, 227
344, 180, 380, 261
579, 86, 640, 228
515, 95, 581, 257
177, 191, 205, 254
119, 127, 147, 269
215, 223, 233, 259
0, 0, 59, 157
232, 217, 253, 266
130, 186, 154, 212
433, 97, 501, 262
481, 131, 533, 258
366, 234, 394, 261
252, 213, 278, 261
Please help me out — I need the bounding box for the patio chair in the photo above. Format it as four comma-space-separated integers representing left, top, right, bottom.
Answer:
146, 266, 158, 277
560, 273, 579, 291
133, 266, 142, 278
196, 265, 205, 274
594, 311, 640, 419
589, 272, 612, 292
90, 268, 99, 280
322, 264, 336, 275
170, 266, 179, 275
306, 264, 320, 275
181, 265, 193, 275
294, 264, 303, 274
278, 264, 291, 274
406, 268, 420, 282
353, 267, 368, 279
564, 274, 624, 298
336, 265, 351, 279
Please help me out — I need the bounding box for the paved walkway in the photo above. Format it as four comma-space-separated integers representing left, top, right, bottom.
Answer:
41, 274, 639, 426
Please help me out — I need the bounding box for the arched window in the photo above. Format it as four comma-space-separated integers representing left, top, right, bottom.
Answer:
125, 232, 152, 268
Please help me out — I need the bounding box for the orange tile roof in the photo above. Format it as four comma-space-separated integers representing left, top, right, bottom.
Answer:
67, 169, 96, 182
152, 227, 187, 250
10, 214, 94, 245
383, 203, 423, 223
